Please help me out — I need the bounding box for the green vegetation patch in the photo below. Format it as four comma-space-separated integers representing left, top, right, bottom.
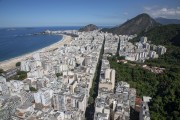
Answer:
16, 62, 21, 67
10, 71, 27, 80
109, 56, 180, 119
29, 87, 38, 92
112, 24, 180, 119
56, 73, 62, 77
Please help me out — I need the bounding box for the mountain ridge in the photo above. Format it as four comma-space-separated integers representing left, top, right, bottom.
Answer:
130, 24, 180, 47
101, 13, 160, 35
155, 17, 180, 25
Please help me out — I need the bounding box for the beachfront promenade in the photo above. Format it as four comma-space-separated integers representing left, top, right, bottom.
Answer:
0, 34, 72, 71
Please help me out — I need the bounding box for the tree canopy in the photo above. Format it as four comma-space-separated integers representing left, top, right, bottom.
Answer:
112, 24, 180, 119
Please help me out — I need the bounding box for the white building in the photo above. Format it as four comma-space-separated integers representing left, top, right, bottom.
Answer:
34, 88, 53, 106
9, 80, 24, 95
21, 61, 30, 71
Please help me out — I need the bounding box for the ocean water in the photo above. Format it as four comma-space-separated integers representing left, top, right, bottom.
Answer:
0, 26, 81, 61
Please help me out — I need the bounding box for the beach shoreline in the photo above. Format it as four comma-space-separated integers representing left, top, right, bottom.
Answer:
0, 34, 72, 71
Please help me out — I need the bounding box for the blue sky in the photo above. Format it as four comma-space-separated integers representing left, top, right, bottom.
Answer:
0, 0, 179, 27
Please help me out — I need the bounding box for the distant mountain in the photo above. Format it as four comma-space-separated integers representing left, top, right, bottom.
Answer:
130, 24, 180, 47
101, 13, 160, 35
79, 24, 98, 32
155, 17, 180, 25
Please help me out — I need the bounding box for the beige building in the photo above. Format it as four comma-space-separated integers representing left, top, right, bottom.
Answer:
99, 69, 115, 91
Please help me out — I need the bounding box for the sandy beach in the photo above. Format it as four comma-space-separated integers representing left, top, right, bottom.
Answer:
0, 34, 72, 71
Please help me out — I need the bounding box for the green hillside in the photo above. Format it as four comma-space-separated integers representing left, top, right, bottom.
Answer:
143, 25, 180, 120
111, 24, 180, 119
131, 24, 180, 46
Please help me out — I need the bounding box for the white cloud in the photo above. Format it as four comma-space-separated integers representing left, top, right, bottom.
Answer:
144, 6, 180, 19
161, 8, 168, 12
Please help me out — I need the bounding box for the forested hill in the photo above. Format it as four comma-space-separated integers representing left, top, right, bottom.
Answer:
130, 24, 180, 47
127, 24, 180, 119
79, 24, 98, 32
